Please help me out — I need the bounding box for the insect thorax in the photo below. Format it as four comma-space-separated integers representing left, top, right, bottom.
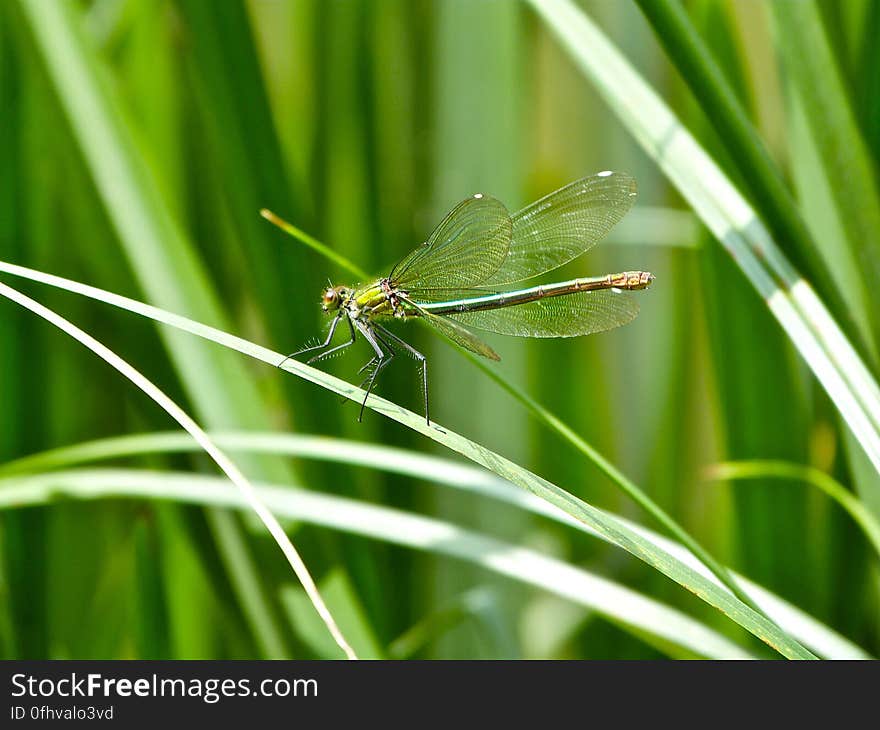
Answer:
349, 278, 407, 320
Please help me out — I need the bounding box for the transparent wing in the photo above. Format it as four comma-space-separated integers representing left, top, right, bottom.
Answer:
403, 286, 497, 304
407, 301, 500, 360
390, 195, 512, 298
448, 289, 639, 338
482, 171, 637, 286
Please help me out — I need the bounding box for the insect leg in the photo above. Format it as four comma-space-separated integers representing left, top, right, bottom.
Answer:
354, 324, 398, 379
306, 315, 357, 364
357, 356, 378, 375
335, 328, 396, 407
278, 312, 344, 368
373, 323, 431, 427
354, 321, 390, 422
365, 328, 397, 378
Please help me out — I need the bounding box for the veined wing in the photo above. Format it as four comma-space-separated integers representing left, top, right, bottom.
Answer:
448, 288, 639, 338
390, 195, 511, 298
404, 286, 498, 305
482, 171, 637, 286
407, 300, 500, 360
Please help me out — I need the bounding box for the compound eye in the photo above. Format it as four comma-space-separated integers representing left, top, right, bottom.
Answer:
321, 288, 339, 308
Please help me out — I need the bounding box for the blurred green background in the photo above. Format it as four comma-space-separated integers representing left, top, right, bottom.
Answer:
0, 0, 878, 659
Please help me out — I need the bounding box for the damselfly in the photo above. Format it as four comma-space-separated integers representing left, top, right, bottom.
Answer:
277, 171, 654, 424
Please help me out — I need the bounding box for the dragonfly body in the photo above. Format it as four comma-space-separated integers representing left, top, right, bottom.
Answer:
420, 271, 653, 316
279, 171, 655, 424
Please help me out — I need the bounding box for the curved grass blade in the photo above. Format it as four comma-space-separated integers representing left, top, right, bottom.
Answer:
0, 429, 868, 658
0, 260, 815, 657
707, 460, 880, 563
260, 209, 369, 281
526, 0, 880, 480
632, 0, 876, 360
0, 281, 357, 660
17, 0, 304, 654
15, 0, 292, 444
172, 0, 311, 350
387, 588, 499, 659
769, 0, 880, 351
0, 467, 757, 659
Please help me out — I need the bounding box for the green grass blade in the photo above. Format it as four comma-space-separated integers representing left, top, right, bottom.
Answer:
282, 568, 384, 660
132, 518, 172, 658
708, 460, 880, 563
0, 468, 758, 659
0, 428, 868, 658
172, 0, 311, 348
457, 348, 764, 612
0, 9, 48, 659
0, 260, 815, 658
15, 0, 305, 656
770, 1, 880, 523
632, 0, 877, 360
15, 0, 271, 432
430, 11, 527, 645
526, 0, 880, 479
387, 588, 497, 659
770, 0, 880, 348
0, 280, 356, 660
260, 209, 369, 281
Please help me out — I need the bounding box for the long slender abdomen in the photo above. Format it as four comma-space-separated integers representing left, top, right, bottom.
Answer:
569, 271, 653, 293
420, 271, 654, 316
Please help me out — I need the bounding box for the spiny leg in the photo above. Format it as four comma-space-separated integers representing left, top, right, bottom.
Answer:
306, 315, 356, 365
278, 312, 344, 368
357, 355, 379, 376
348, 328, 393, 385
354, 320, 389, 422
341, 342, 390, 407
355, 352, 394, 392
335, 328, 395, 406
360, 328, 397, 384
373, 323, 432, 427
